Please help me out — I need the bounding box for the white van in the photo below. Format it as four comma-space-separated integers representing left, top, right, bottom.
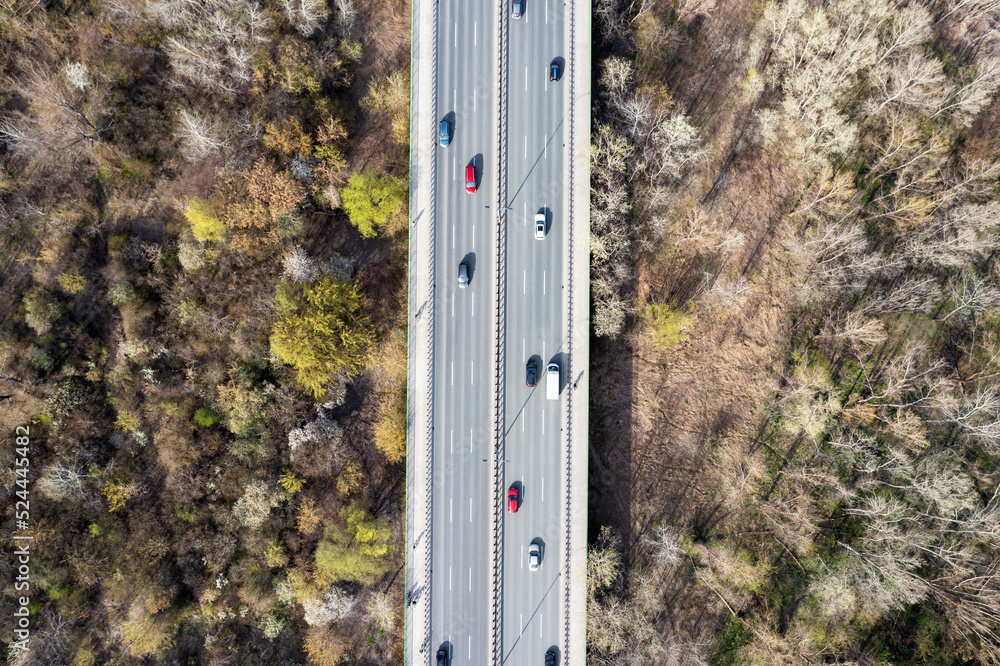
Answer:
546, 363, 559, 400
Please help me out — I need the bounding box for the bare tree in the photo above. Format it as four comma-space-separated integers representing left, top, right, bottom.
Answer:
819, 311, 889, 354
930, 56, 1000, 127
940, 274, 1000, 321
0, 62, 110, 163
36, 459, 91, 501
900, 202, 1000, 271
176, 108, 228, 159
281, 0, 329, 36
150, 0, 270, 92
934, 386, 1000, 450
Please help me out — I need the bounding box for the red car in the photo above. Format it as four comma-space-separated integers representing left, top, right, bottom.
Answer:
507, 486, 519, 513
465, 165, 477, 193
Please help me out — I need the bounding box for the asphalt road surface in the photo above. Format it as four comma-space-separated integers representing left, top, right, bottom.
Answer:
500, 0, 568, 664
429, 0, 568, 662
429, 0, 498, 662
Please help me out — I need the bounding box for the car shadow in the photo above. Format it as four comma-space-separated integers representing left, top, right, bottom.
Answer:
462, 252, 477, 280
530, 536, 545, 564
504, 355, 541, 437
510, 479, 523, 508
471, 153, 483, 183
443, 111, 456, 142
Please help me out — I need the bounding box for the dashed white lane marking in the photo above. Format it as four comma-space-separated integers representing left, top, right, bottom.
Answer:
451, 361, 454, 386
474, 21, 477, 46
450, 497, 453, 522
449, 567, 452, 590
524, 135, 528, 159
523, 270, 526, 294
454, 23, 457, 47
543, 270, 547, 295
469, 497, 472, 522
471, 360, 474, 385
521, 544, 524, 569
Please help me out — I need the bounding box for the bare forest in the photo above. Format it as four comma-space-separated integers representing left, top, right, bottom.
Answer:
0, 0, 411, 662
587, 0, 1000, 663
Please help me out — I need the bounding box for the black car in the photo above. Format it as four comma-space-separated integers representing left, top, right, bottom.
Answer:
436, 648, 448, 666
526, 359, 538, 387
545, 649, 557, 666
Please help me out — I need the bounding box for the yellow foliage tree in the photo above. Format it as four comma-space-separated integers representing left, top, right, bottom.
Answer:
270, 276, 372, 399
184, 197, 225, 242
263, 117, 313, 158
314, 501, 392, 584
335, 460, 363, 496
373, 393, 406, 463
340, 168, 408, 238
279, 469, 306, 494
303, 625, 347, 666
102, 477, 140, 512
119, 605, 170, 657
57, 270, 86, 294
296, 498, 323, 536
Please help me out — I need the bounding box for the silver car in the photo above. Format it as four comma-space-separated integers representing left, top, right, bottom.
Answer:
528, 542, 540, 571
534, 212, 546, 240
458, 262, 470, 288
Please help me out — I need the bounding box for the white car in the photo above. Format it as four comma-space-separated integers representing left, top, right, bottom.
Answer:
534, 212, 546, 240
528, 542, 540, 571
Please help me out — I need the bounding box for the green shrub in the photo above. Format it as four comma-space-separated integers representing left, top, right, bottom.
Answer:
193, 407, 220, 427
340, 169, 407, 238
640, 303, 691, 347
314, 501, 392, 585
